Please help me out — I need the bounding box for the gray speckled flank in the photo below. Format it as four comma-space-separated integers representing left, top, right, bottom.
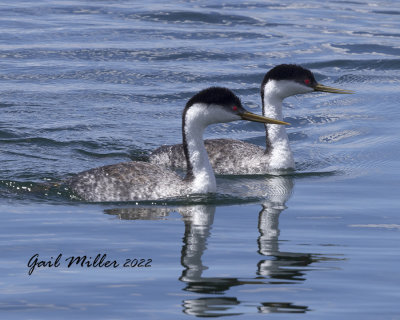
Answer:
150, 138, 269, 175
66, 161, 187, 202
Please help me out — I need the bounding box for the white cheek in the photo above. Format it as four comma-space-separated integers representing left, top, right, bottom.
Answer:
208, 104, 240, 123
287, 81, 313, 95
266, 80, 313, 97
185, 103, 241, 127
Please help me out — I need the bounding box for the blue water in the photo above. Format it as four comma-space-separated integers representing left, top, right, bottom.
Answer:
1, 0, 400, 319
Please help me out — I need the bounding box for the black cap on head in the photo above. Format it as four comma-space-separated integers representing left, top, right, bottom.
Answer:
262, 64, 316, 83
186, 87, 243, 109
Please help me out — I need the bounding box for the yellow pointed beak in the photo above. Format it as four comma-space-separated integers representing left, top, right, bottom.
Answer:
240, 111, 290, 125
314, 83, 354, 94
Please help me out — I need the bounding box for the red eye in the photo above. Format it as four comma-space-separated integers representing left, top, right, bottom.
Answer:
232, 106, 238, 111
304, 79, 310, 85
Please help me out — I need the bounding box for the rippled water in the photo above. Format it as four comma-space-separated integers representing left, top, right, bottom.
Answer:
1, 1, 400, 319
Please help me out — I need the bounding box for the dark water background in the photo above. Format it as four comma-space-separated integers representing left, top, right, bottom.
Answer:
1, 1, 399, 319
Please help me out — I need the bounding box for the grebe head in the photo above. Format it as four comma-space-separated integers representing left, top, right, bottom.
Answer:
185, 87, 289, 126
261, 64, 353, 100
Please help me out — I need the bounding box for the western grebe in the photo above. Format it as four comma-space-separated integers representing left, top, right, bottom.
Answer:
66, 87, 288, 202
149, 64, 353, 174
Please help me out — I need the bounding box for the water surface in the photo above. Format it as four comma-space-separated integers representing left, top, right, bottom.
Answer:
1, 1, 399, 319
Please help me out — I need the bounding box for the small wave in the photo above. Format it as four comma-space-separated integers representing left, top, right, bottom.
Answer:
352, 31, 400, 39
134, 11, 276, 27
1, 150, 58, 161
75, 149, 130, 159
287, 115, 342, 127
373, 10, 400, 15
0, 103, 15, 108
0, 129, 21, 139
330, 44, 400, 56
319, 130, 363, 143
0, 179, 78, 202
0, 48, 240, 63
337, 73, 400, 84
291, 170, 339, 179
0, 62, 256, 85
288, 132, 308, 142
349, 224, 400, 230
205, 3, 287, 10
0, 136, 68, 147
0, 136, 100, 149
306, 59, 400, 71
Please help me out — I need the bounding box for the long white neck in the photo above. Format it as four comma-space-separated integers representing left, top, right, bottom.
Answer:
262, 81, 295, 170
183, 104, 216, 193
